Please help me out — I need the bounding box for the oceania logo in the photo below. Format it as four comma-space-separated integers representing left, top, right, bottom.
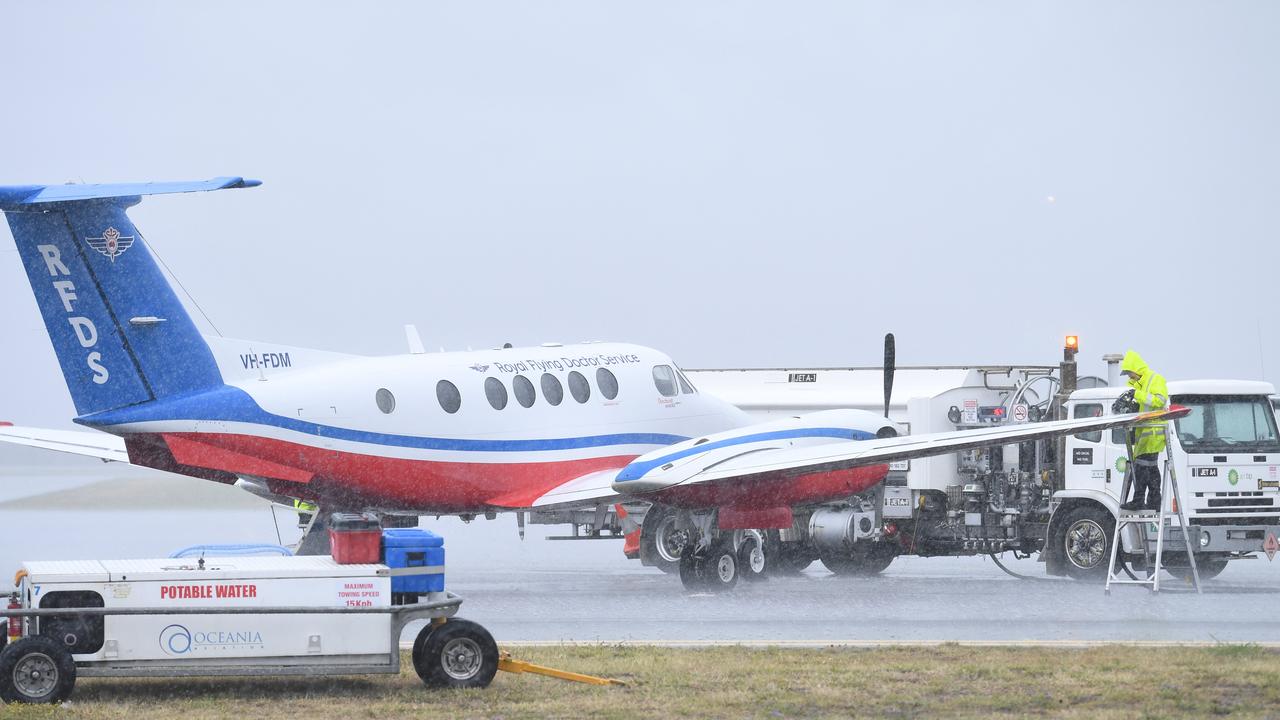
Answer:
159, 623, 264, 655
160, 624, 193, 655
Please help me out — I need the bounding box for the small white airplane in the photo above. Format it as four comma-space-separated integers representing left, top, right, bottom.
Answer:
0, 178, 1186, 590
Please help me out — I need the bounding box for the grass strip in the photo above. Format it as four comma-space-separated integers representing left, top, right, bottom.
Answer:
1, 644, 1277, 719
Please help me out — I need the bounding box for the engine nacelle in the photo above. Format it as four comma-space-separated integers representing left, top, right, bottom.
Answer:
808, 507, 877, 552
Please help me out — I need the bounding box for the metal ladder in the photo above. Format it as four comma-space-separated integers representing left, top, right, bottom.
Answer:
1104, 428, 1201, 594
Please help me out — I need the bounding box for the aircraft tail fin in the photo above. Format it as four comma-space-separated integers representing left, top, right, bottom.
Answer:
0, 178, 261, 417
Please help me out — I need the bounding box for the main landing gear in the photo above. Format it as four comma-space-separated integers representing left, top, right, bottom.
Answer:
674, 531, 781, 592
679, 539, 739, 591
640, 506, 819, 593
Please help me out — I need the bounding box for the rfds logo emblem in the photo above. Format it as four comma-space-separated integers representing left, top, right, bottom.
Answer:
85, 226, 135, 263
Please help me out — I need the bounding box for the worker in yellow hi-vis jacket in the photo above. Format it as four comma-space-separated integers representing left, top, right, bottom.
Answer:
1117, 350, 1169, 511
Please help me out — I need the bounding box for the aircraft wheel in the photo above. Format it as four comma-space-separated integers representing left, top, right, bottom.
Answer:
414, 618, 498, 689
702, 540, 739, 591
678, 548, 708, 591
737, 531, 769, 582
641, 505, 686, 574
0, 635, 76, 704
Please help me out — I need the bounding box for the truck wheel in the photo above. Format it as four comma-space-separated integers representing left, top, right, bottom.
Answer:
0, 635, 76, 704
414, 618, 498, 689
1057, 506, 1115, 582
640, 505, 685, 574
769, 539, 817, 575
1165, 558, 1228, 582
819, 544, 896, 577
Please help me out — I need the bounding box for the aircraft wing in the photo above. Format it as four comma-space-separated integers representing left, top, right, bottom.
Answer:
484, 468, 625, 510
0, 424, 128, 463
614, 406, 1189, 495
529, 469, 625, 508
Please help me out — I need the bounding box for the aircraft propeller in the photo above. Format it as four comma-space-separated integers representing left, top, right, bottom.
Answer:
882, 332, 895, 420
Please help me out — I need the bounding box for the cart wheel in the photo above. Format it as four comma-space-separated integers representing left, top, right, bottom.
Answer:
414, 618, 498, 689
410, 622, 439, 681
0, 635, 76, 704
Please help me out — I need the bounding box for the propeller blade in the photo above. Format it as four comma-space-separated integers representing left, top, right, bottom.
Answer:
883, 333, 896, 419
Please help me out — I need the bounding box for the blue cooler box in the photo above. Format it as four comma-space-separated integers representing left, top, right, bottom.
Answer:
382, 528, 445, 593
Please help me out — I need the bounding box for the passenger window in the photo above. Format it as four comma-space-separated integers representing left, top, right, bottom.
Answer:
436, 380, 461, 414
541, 373, 564, 406
596, 368, 619, 400
513, 375, 536, 408
568, 371, 590, 403
1111, 427, 1128, 446
1073, 403, 1102, 443
484, 377, 508, 410
375, 388, 395, 414
652, 365, 678, 397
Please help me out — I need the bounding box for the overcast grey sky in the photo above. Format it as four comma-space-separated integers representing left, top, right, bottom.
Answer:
1, 2, 1277, 428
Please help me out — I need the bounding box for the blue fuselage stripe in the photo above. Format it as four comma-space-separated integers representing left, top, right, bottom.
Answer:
615, 427, 875, 482
77, 385, 689, 453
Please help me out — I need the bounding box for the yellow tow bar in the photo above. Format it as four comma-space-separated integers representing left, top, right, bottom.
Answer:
497, 650, 627, 686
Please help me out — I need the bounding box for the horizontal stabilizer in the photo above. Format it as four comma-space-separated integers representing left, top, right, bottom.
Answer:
0, 424, 128, 462
0, 177, 260, 209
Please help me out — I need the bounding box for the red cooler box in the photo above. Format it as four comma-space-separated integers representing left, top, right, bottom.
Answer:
329, 512, 382, 564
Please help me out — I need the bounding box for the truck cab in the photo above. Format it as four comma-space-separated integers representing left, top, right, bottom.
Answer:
1055, 380, 1280, 575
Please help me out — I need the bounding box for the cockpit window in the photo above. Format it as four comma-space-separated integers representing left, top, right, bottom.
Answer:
1174, 395, 1280, 453
652, 365, 678, 397
676, 369, 695, 395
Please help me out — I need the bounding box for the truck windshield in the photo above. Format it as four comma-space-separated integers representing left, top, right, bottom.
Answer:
1172, 395, 1280, 453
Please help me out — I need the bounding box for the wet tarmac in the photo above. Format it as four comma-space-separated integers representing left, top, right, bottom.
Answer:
436, 532, 1280, 645
3, 456, 1280, 645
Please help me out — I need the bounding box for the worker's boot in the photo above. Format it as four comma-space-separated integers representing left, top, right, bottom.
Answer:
1143, 490, 1162, 512
1120, 484, 1146, 511
1120, 492, 1146, 512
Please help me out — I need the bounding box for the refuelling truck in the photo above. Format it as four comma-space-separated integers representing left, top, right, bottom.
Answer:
644, 344, 1280, 582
